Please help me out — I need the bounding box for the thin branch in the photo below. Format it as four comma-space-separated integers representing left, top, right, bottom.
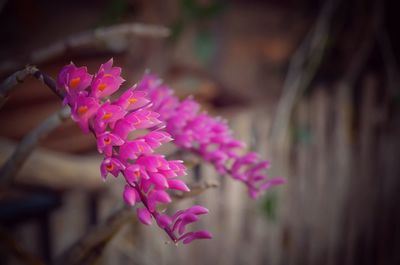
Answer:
32, 69, 64, 99
171, 180, 219, 200
55, 179, 217, 265
336, 1, 383, 92
0, 65, 63, 107
270, 0, 338, 146
0, 227, 45, 265
378, 29, 400, 99
0, 23, 170, 74
0, 107, 70, 185
0, 66, 38, 107
55, 207, 135, 265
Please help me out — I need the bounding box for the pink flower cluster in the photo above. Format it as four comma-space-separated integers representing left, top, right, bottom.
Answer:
136, 74, 285, 199
57, 59, 211, 244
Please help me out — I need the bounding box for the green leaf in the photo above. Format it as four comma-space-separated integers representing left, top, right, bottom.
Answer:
262, 192, 278, 221
194, 30, 215, 64
180, 0, 226, 20
169, 18, 186, 42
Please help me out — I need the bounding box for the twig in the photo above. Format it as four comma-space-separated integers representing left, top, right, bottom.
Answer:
55, 179, 217, 265
378, 30, 399, 97
0, 227, 45, 265
171, 180, 219, 199
32, 69, 64, 99
270, 0, 338, 146
0, 65, 63, 107
0, 107, 70, 185
0, 66, 38, 108
55, 207, 135, 265
345, 14, 382, 85
337, 1, 383, 90
0, 23, 170, 74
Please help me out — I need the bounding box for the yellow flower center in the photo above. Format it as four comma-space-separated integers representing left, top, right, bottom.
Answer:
98, 83, 107, 91
128, 98, 138, 104
69, 77, 81, 89
106, 163, 114, 171
104, 137, 111, 145
78, 106, 88, 115
102, 112, 112, 120
134, 171, 140, 177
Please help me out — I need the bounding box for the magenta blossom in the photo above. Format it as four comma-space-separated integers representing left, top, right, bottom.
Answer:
94, 102, 126, 133
57, 63, 92, 94
114, 88, 150, 111
57, 59, 212, 245
136, 74, 285, 198
91, 59, 125, 99
96, 132, 124, 156
70, 95, 99, 133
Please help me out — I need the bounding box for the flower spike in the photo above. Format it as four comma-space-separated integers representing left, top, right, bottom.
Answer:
58, 59, 211, 245
136, 74, 285, 198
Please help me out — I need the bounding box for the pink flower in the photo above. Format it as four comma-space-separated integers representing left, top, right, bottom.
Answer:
147, 190, 171, 211
124, 109, 162, 129
124, 164, 149, 183
119, 139, 153, 160
94, 102, 126, 133
137, 207, 152, 225
143, 131, 173, 149
114, 88, 150, 111
91, 59, 124, 99
96, 132, 124, 156
57, 63, 92, 94
70, 95, 99, 133
123, 185, 141, 206
167, 179, 190, 192
156, 205, 212, 244
100, 157, 125, 179
136, 154, 169, 172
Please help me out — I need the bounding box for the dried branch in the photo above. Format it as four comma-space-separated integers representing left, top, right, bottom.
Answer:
0, 107, 70, 185
0, 227, 45, 265
270, 0, 338, 147
0, 67, 67, 185
343, 8, 382, 86
56, 179, 218, 265
55, 207, 135, 265
0, 65, 63, 107
0, 66, 38, 108
378, 30, 399, 95
0, 23, 170, 74
171, 180, 219, 200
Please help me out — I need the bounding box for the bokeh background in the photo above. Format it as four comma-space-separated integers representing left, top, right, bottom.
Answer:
0, 0, 400, 264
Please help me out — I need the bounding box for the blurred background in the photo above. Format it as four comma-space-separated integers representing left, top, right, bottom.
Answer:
0, 0, 400, 264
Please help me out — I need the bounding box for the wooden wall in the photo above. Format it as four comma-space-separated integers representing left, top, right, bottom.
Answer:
100, 74, 400, 265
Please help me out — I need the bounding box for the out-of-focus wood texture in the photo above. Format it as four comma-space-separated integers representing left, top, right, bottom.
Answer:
0, 139, 101, 190
110, 74, 400, 265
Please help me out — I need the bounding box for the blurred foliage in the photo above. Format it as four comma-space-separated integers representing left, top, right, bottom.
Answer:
170, 0, 226, 64
99, 0, 130, 26
180, 0, 225, 20
262, 192, 278, 222
294, 126, 312, 145
194, 30, 215, 63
